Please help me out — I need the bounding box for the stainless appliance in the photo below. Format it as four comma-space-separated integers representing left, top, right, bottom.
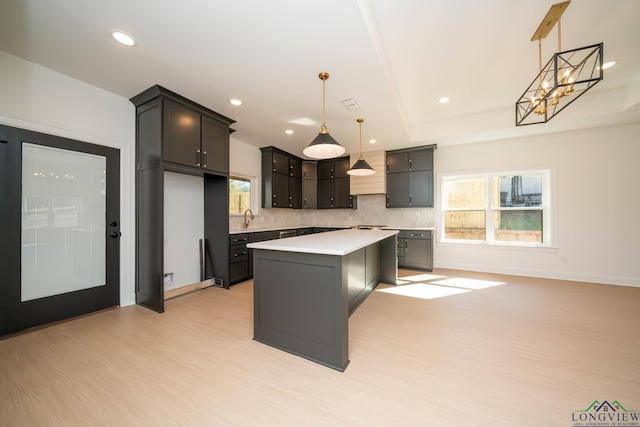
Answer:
279, 230, 297, 238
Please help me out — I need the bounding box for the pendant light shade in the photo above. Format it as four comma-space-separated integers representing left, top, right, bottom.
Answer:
347, 118, 375, 176
303, 72, 346, 159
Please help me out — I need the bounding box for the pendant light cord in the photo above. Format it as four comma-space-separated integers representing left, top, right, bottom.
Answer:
318, 72, 330, 133
357, 118, 364, 160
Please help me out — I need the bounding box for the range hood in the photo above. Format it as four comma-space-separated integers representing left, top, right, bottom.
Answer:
349, 150, 385, 195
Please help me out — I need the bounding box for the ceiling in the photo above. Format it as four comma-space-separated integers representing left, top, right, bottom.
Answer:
1, 0, 639, 159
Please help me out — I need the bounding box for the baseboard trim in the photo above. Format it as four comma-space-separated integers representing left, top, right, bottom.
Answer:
164, 280, 213, 300
434, 262, 640, 288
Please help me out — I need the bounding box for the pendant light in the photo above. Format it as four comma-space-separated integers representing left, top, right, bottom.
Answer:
303, 72, 346, 159
347, 118, 375, 176
515, 1, 603, 126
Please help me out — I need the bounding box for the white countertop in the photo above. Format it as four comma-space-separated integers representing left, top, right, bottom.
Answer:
246, 229, 399, 256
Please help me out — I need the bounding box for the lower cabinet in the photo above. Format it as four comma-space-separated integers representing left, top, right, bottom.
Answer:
230, 228, 432, 285
229, 234, 249, 284
396, 229, 432, 271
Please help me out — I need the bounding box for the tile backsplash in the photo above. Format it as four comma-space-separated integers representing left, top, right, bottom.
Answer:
230, 194, 434, 232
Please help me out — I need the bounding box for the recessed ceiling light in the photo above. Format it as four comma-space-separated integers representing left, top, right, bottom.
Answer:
438, 96, 450, 104
229, 99, 242, 106
368, 139, 376, 144
285, 129, 294, 135
601, 61, 616, 70
111, 30, 136, 47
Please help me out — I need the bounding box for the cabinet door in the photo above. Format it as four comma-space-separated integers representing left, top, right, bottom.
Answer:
163, 100, 200, 167
317, 162, 335, 179
334, 177, 352, 208
334, 158, 350, 179
302, 161, 317, 180
201, 115, 229, 174
408, 149, 433, 171
317, 179, 334, 208
408, 170, 433, 207
386, 152, 409, 174
302, 179, 317, 209
230, 261, 249, 284
271, 173, 289, 207
289, 157, 302, 178
289, 176, 302, 209
386, 173, 409, 207
405, 238, 429, 269
272, 152, 289, 175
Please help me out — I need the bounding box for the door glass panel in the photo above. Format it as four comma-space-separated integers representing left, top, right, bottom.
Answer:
21, 143, 106, 302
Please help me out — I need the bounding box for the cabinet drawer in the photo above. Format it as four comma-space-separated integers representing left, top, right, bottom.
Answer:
405, 230, 431, 239
229, 234, 248, 244
230, 261, 249, 283
230, 244, 248, 262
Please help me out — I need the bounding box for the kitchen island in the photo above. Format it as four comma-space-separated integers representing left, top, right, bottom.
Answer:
248, 229, 398, 371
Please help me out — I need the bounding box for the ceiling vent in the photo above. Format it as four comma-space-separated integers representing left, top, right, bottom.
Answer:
342, 97, 360, 111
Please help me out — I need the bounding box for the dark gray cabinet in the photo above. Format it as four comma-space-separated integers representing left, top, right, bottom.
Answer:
131, 85, 235, 312
396, 229, 432, 271
386, 145, 436, 208
302, 161, 317, 209
201, 115, 229, 174
317, 157, 355, 209
229, 234, 249, 284
163, 99, 229, 175
230, 228, 305, 284
261, 147, 302, 209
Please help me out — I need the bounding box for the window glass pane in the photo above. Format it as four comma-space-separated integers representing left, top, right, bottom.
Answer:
443, 178, 485, 209
493, 210, 542, 243
229, 177, 251, 214
444, 211, 486, 240
493, 174, 542, 207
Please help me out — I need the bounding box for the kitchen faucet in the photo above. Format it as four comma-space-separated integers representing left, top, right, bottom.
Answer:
244, 209, 254, 229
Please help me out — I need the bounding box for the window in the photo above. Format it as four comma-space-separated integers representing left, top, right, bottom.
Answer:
229, 176, 252, 214
441, 170, 550, 245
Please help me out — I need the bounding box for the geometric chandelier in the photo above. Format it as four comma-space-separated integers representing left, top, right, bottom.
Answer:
515, 1, 604, 126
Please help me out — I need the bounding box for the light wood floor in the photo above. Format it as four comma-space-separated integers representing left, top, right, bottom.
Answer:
1, 268, 639, 426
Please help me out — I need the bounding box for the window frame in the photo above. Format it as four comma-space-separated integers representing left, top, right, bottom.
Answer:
228, 174, 258, 216
439, 169, 554, 247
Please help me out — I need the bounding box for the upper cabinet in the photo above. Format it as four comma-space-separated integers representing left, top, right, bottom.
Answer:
386, 145, 436, 208
131, 85, 234, 176
317, 157, 355, 209
261, 147, 302, 209
163, 99, 200, 167
302, 161, 318, 209
201, 115, 229, 174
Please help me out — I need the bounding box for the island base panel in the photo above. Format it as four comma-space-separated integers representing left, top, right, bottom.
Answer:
253, 250, 349, 371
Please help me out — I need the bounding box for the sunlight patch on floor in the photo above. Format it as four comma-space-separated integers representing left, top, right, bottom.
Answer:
377, 273, 506, 301
430, 278, 505, 290
377, 283, 470, 300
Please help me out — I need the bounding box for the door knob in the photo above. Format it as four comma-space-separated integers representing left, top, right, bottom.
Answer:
110, 232, 121, 238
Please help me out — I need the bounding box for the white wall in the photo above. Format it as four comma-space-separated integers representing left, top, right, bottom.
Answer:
0, 51, 136, 305
434, 123, 640, 287
163, 172, 204, 290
